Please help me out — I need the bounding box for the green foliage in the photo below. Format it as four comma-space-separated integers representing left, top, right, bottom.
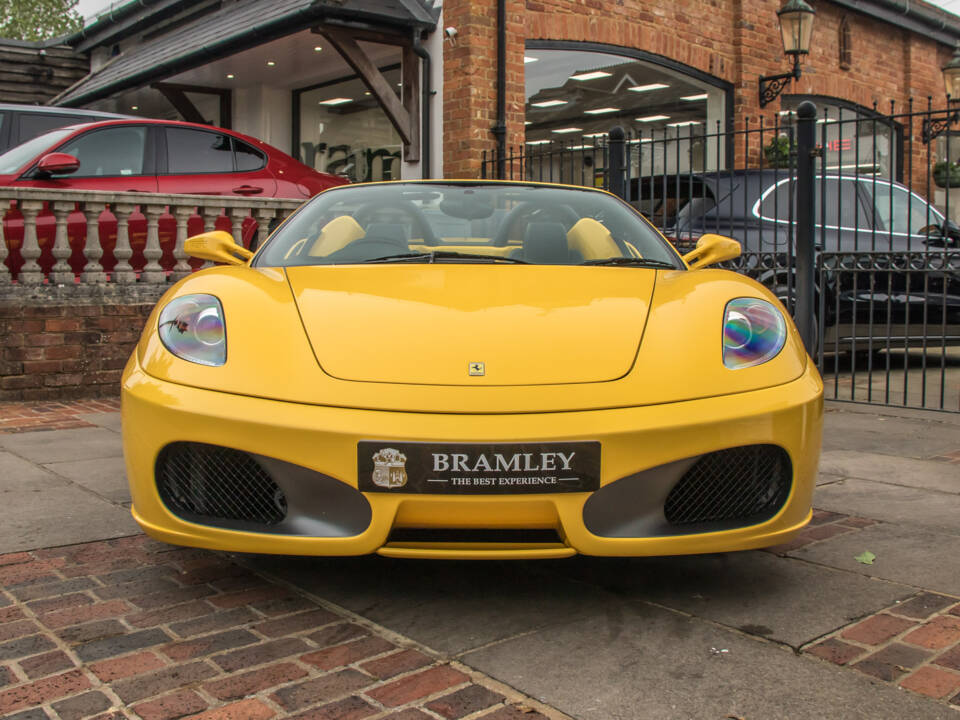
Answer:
933, 160, 960, 189
764, 135, 794, 169
0, 0, 83, 42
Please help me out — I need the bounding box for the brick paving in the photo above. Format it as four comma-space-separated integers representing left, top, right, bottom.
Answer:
763, 507, 881, 555
0, 399, 120, 434
0, 537, 562, 720
804, 592, 960, 708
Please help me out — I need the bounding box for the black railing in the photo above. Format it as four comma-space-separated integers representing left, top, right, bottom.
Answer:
483, 100, 960, 412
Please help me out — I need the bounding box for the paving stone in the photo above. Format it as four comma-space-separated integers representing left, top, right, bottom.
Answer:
934, 644, 960, 671
307, 623, 368, 649
18, 650, 75, 679
426, 684, 505, 719
290, 695, 377, 720
361, 649, 433, 680
841, 614, 916, 645
252, 608, 338, 637
818, 450, 960, 494
128, 586, 216, 610
890, 593, 958, 620
40, 600, 130, 629
0, 620, 40, 643
111, 661, 218, 704
853, 643, 932, 681
804, 638, 867, 666
208, 586, 290, 609
366, 666, 469, 708
27, 593, 93, 616
251, 594, 315, 617
0, 427, 123, 464
162, 629, 259, 662
903, 615, 960, 649
0, 664, 14, 687
480, 706, 550, 720
93, 578, 179, 601
4, 709, 52, 720
42, 456, 130, 505
55, 619, 126, 645
271, 669, 372, 711
899, 666, 960, 699
11, 578, 97, 602
0, 635, 55, 661
184, 698, 276, 720
51, 690, 113, 720
380, 711, 431, 720
203, 661, 307, 701
214, 637, 310, 673
169, 608, 259, 638
0, 669, 90, 716
75, 628, 172, 663
89, 651, 168, 682
132, 689, 207, 720
126, 600, 215, 629
301, 636, 396, 671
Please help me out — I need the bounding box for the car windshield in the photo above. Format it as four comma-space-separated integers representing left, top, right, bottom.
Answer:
0, 127, 76, 174
256, 182, 682, 268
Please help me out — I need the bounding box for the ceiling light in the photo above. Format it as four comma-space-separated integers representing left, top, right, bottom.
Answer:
131, 105, 138, 110
524, 121, 531, 125
680, 93, 708, 101
531, 99, 567, 108
524, 56, 539, 64
226, 73, 235, 79
583, 131, 607, 138
628, 83, 669, 93
667, 120, 701, 127
525, 139, 551, 145
551, 127, 582, 134
635, 114, 670, 122
266, 60, 276, 66
364, 91, 371, 96
313, 46, 323, 52
570, 70, 612, 81
319, 97, 353, 105
584, 107, 620, 115
565, 144, 594, 150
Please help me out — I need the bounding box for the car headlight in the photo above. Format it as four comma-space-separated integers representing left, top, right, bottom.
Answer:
158, 294, 226, 366
723, 298, 786, 369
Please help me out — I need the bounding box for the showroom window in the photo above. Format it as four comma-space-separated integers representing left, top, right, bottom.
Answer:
524, 44, 731, 177
779, 95, 902, 181
294, 63, 402, 183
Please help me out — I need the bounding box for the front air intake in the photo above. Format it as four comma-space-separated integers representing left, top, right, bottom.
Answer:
156, 442, 286, 526
664, 445, 791, 526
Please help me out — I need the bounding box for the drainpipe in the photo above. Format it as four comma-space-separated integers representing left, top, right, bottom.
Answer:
412, 29, 431, 179
491, 0, 506, 179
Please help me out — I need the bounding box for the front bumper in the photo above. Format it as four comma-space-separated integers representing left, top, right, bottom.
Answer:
122, 357, 823, 559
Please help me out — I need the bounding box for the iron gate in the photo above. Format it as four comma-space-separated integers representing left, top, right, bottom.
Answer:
482, 101, 960, 412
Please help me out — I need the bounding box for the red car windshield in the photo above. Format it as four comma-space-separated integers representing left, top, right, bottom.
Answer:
0, 127, 76, 175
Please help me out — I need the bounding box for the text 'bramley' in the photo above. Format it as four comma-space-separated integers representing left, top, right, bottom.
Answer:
432, 452, 576, 473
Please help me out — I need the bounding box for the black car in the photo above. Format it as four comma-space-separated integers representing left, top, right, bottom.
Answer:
0, 103, 131, 153
631, 170, 960, 351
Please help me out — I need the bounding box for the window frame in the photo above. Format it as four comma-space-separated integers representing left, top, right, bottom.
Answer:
41, 124, 154, 179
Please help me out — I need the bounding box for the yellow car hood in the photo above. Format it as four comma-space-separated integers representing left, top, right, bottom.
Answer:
285, 265, 656, 385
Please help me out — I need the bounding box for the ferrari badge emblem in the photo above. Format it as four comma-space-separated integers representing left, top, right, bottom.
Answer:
468, 362, 485, 376
371, 448, 408, 489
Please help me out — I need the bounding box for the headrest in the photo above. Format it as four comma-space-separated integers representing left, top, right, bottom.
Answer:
523, 222, 571, 264
365, 223, 409, 247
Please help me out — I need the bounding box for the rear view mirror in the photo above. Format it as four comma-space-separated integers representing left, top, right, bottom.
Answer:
682, 233, 741, 270
184, 230, 253, 266
36, 152, 80, 176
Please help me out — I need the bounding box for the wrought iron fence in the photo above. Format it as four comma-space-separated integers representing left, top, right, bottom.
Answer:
483, 100, 960, 412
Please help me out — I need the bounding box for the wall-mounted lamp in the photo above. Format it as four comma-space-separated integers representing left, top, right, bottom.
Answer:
922, 47, 960, 144
759, 0, 816, 108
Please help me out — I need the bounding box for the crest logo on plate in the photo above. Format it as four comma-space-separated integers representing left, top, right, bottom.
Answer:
468, 362, 485, 376
371, 448, 408, 488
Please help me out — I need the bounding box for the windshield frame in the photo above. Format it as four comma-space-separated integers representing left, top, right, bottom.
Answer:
253, 180, 685, 270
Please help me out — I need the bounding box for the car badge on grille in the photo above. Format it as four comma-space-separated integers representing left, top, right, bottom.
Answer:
468, 362, 485, 376
371, 448, 408, 489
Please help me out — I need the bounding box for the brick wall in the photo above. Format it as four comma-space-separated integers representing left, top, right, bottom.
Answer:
0, 288, 161, 401
441, 0, 955, 178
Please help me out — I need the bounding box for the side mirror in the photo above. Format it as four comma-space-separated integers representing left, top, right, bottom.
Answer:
184, 230, 253, 266
36, 152, 80, 176
682, 233, 741, 270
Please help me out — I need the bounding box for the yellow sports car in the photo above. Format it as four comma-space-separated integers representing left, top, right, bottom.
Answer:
122, 180, 823, 560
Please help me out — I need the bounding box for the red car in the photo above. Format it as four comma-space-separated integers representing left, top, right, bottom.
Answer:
0, 119, 348, 277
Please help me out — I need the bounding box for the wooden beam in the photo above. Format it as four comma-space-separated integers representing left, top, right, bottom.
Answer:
152, 82, 232, 128
401, 44, 420, 163
318, 26, 418, 163
153, 82, 207, 124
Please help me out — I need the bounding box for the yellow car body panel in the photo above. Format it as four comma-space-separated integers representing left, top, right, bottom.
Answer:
124, 179, 823, 559
122, 353, 822, 559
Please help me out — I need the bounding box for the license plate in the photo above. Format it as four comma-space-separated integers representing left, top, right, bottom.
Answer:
358, 441, 600, 494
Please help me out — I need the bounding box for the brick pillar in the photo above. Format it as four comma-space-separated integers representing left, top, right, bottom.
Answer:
442, 0, 525, 178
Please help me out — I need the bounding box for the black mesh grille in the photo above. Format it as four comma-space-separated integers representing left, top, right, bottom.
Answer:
156, 443, 286, 526
664, 445, 791, 526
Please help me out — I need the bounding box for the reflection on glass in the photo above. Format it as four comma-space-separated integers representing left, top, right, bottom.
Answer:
297, 65, 403, 183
